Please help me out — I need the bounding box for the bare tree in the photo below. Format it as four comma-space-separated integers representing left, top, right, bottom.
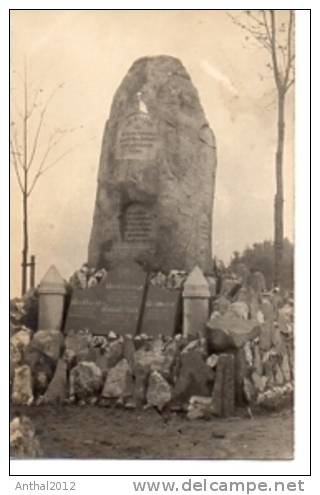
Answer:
229, 10, 295, 287
10, 60, 80, 295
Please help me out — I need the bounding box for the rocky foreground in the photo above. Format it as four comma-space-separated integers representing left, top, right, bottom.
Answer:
10, 283, 294, 459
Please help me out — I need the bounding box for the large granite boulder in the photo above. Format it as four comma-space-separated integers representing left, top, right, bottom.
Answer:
88, 55, 217, 273
101, 358, 133, 399
69, 361, 103, 401
206, 314, 261, 352
146, 371, 172, 411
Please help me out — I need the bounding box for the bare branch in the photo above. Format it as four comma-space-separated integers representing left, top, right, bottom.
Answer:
262, 10, 272, 46
284, 11, 294, 88
228, 11, 272, 52
11, 97, 24, 119
245, 10, 265, 28
27, 145, 76, 196
269, 10, 282, 90
26, 86, 43, 120
10, 139, 24, 192
11, 126, 24, 169
286, 77, 295, 92
27, 83, 65, 170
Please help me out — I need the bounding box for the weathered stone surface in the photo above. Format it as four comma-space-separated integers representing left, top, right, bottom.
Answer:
65, 262, 146, 337
243, 376, 255, 404
259, 322, 273, 351
133, 338, 177, 381
229, 301, 249, 320
281, 353, 291, 382
206, 354, 219, 368
251, 371, 267, 393
11, 327, 32, 350
69, 361, 103, 400
105, 339, 124, 368
23, 344, 56, 397
10, 328, 32, 381
256, 384, 293, 410
263, 358, 275, 388
206, 315, 261, 352
211, 296, 231, 316
10, 290, 39, 331
146, 371, 171, 410
220, 354, 235, 417
260, 298, 274, 322
12, 365, 33, 405
187, 396, 214, 419
38, 265, 66, 332
183, 266, 210, 338
172, 350, 214, 403
32, 330, 63, 362
220, 277, 239, 297
243, 341, 253, 367
88, 55, 217, 273
64, 329, 93, 365
123, 335, 136, 369
271, 325, 286, 355
253, 344, 263, 375
274, 363, 285, 385
212, 355, 223, 415
42, 359, 68, 403
101, 358, 133, 399
234, 348, 247, 405
141, 284, 181, 338
10, 416, 42, 458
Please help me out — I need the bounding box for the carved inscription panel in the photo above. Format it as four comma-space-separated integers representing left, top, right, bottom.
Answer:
116, 113, 158, 160
122, 203, 155, 244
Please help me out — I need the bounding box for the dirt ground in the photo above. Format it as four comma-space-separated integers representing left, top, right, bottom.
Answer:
11, 405, 294, 460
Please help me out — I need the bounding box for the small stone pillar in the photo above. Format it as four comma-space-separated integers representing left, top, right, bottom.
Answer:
38, 265, 66, 332
183, 266, 210, 338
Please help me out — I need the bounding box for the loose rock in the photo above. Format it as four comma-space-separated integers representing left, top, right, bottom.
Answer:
173, 349, 214, 403
10, 416, 42, 458
12, 365, 33, 405
146, 371, 172, 411
101, 358, 133, 399
42, 359, 68, 403
206, 314, 261, 352
187, 396, 214, 420
69, 361, 103, 401
32, 330, 63, 363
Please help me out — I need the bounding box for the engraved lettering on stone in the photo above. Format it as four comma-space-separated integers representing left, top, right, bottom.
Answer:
116, 114, 157, 160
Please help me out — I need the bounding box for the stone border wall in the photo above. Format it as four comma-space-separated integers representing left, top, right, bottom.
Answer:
10, 316, 293, 419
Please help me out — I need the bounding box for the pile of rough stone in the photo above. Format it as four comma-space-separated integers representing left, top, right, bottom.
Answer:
206, 282, 294, 411
10, 270, 294, 419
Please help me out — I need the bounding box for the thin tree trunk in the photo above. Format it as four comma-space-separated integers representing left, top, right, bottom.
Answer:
274, 92, 286, 288
21, 183, 28, 295
21, 62, 28, 296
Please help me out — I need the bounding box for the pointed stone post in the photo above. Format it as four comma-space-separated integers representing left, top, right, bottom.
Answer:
183, 266, 210, 338
38, 265, 66, 332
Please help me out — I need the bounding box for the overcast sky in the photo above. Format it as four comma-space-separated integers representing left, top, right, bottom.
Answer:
10, 10, 294, 295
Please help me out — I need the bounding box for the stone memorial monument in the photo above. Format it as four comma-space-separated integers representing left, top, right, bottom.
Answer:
88, 55, 217, 274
